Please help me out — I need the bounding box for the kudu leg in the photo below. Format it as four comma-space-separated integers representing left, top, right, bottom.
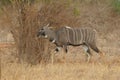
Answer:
89, 43, 105, 57
51, 47, 61, 64
51, 51, 55, 64
63, 45, 68, 63
82, 45, 92, 63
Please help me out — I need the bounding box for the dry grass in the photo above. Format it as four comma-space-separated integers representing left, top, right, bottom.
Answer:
1, 60, 120, 80
1, 47, 120, 80
0, 0, 120, 80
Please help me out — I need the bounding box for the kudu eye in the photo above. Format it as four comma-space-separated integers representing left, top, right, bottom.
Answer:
41, 28, 44, 30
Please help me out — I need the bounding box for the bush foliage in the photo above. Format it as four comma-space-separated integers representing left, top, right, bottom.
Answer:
2, 0, 80, 64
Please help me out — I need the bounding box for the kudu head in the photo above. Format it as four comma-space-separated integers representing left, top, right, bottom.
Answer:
37, 24, 54, 39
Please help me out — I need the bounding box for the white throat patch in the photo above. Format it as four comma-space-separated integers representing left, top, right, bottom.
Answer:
45, 35, 48, 38
51, 39, 56, 43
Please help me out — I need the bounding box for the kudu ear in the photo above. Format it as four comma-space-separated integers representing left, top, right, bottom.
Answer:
46, 23, 54, 29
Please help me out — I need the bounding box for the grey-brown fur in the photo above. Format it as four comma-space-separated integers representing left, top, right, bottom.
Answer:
37, 24, 103, 62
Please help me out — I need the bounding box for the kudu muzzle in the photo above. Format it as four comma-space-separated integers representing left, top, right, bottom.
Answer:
37, 31, 46, 38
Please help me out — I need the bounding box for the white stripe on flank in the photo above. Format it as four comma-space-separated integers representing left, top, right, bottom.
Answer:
79, 29, 83, 43
81, 29, 84, 43
88, 31, 92, 42
75, 29, 78, 44
66, 29, 70, 43
72, 29, 75, 44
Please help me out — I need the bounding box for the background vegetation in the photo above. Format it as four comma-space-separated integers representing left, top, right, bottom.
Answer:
0, 0, 120, 79
0, 0, 120, 64
0, 0, 81, 64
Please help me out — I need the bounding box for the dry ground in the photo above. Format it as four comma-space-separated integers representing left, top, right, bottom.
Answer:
1, 46, 120, 80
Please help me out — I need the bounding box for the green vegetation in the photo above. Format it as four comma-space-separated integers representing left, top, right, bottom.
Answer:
73, 7, 80, 16
112, 0, 120, 13
0, 0, 11, 6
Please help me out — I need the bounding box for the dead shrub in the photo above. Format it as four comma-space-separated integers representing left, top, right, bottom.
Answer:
2, 0, 80, 64
38, 0, 80, 27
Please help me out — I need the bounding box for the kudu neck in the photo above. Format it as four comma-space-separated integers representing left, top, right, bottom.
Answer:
47, 29, 57, 42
